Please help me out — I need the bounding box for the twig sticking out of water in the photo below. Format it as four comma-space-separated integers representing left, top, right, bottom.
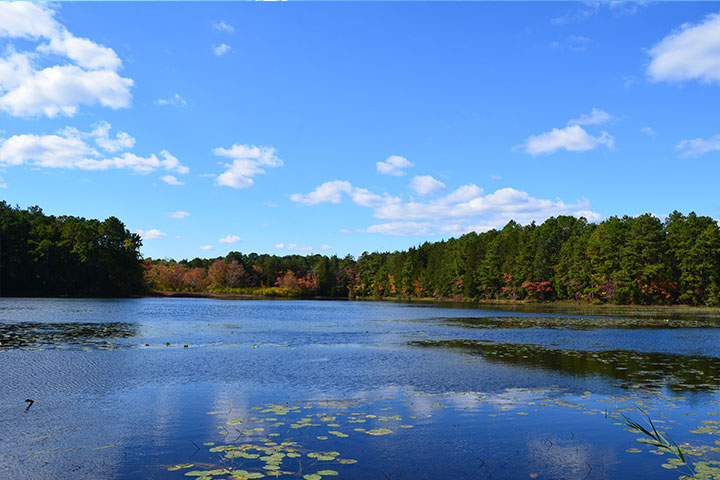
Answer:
24, 399, 34, 412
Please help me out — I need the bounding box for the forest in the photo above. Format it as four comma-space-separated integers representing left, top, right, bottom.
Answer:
144, 211, 720, 306
2, 201, 720, 305
0, 202, 144, 296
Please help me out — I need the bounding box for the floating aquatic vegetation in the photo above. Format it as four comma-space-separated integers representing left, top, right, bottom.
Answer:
409, 339, 720, 393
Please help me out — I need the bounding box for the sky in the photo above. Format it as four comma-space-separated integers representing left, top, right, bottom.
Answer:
1, 1, 720, 260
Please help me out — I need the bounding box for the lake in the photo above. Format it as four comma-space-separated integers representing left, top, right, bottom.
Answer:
2, 298, 720, 479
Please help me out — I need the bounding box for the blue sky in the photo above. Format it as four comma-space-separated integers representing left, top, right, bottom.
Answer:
1, 1, 720, 260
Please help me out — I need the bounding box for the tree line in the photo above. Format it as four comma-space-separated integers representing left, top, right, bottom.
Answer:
146, 211, 720, 306
3, 202, 720, 305
0, 202, 144, 296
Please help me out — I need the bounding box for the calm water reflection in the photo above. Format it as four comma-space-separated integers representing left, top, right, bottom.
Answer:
1, 298, 720, 479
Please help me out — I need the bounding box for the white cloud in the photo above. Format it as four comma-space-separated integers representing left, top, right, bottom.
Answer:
160, 175, 183, 185
362, 222, 435, 236
154, 93, 188, 107
489, 174, 502, 180
320, 244, 331, 250
0, 123, 188, 175
214, 144, 283, 188
0, 2, 132, 118
219, 234, 241, 243
573, 210, 603, 222
640, 126, 656, 137
213, 43, 231, 56
200, 245, 213, 251
275, 243, 313, 251
290, 180, 352, 205
168, 211, 190, 218
675, 134, 720, 157
648, 12, 720, 84
409, 175, 447, 196
567, 108, 613, 126
293, 179, 600, 236
136, 229, 166, 240
376, 155, 414, 176
291, 181, 388, 207
523, 125, 614, 156
89, 121, 135, 152
212, 20, 235, 33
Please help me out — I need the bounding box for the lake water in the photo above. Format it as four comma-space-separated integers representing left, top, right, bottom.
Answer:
2, 298, 720, 479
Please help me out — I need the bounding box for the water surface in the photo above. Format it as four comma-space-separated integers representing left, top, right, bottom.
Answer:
2, 298, 720, 479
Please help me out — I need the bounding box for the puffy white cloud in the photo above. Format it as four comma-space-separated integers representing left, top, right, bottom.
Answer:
154, 93, 188, 107
319, 244, 331, 250
213, 43, 231, 56
212, 20, 234, 33
567, 108, 613, 126
214, 144, 283, 189
160, 175, 183, 185
135, 229, 166, 240
293, 178, 600, 237
376, 155, 413, 176
409, 175, 447, 196
219, 234, 241, 243
168, 211, 190, 218
0, 2, 132, 118
523, 125, 614, 156
200, 245, 213, 251
675, 134, 720, 157
0, 123, 188, 175
648, 12, 720, 83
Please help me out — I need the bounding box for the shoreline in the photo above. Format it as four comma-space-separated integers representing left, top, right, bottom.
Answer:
143, 291, 720, 315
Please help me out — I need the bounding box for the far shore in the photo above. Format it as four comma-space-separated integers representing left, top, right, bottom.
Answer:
143, 291, 720, 316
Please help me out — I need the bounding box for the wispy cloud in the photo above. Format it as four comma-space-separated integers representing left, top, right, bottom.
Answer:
676, 134, 720, 157
154, 93, 188, 107
275, 243, 313, 251
213, 43, 231, 56
567, 108, 613, 126
168, 211, 190, 218
212, 20, 234, 34
200, 245, 213, 250
640, 126, 656, 137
